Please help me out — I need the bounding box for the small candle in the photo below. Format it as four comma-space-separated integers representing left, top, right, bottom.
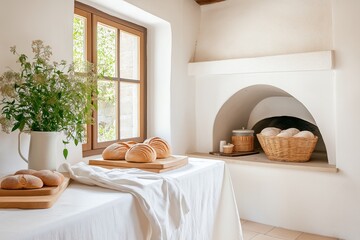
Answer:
219, 140, 226, 152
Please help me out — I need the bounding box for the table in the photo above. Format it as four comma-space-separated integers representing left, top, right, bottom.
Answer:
0, 158, 243, 240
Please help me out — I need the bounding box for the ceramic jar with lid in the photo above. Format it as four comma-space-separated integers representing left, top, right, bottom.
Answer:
231, 127, 254, 152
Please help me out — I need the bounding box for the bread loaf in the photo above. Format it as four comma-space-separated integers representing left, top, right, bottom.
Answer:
281, 128, 300, 136
102, 142, 134, 160
293, 130, 315, 138
32, 170, 64, 187
54, 171, 65, 182
261, 127, 281, 136
125, 143, 157, 163
14, 169, 37, 175
276, 131, 293, 137
143, 137, 171, 159
126, 141, 137, 146
1, 174, 43, 189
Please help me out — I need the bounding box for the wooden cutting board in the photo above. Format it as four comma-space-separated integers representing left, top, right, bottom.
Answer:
89, 155, 188, 173
0, 174, 70, 196
0, 175, 70, 209
209, 151, 259, 157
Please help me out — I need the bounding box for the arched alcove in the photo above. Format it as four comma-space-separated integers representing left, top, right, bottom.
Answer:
213, 84, 328, 162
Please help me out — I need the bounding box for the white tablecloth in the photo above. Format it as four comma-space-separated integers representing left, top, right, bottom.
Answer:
0, 158, 242, 240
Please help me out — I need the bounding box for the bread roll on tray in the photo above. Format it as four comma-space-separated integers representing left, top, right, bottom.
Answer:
125, 143, 157, 163
14, 169, 65, 187
102, 141, 136, 160
143, 137, 171, 159
32, 170, 64, 187
14, 169, 37, 175
1, 174, 43, 190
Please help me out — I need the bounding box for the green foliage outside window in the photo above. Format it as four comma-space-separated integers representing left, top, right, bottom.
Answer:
73, 16, 86, 73
73, 16, 117, 143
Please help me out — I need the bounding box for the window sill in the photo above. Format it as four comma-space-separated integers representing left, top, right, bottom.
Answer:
83, 149, 106, 158
187, 152, 338, 173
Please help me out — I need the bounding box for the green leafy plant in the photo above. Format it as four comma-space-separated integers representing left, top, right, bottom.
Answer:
0, 40, 97, 159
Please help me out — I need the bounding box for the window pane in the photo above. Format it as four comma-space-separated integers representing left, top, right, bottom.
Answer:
120, 31, 140, 80
82, 124, 88, 144
73, 14, 87, 72
120, 82, 140, 139
98, 80, 118, 142
97, 23, 117, 78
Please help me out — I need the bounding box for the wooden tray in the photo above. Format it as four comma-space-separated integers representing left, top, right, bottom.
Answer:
209, 151, 259, 157
0, 174, 70, 196
0, 175, 70, 209
89, 155, 188, 173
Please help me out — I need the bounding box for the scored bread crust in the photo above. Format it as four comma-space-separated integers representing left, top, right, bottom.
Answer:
14, 169, 37, 175
32, 170, 64, 187
1, 174, 43, 189
102, 142, 135, 160
125, 141, 137, 146
143, 137, 171, 159
125, 143, 157, 163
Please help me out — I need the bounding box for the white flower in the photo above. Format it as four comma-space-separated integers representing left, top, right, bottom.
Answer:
0, 117, 12, 133
10, 46, 16, 54
0, 84, 16, 98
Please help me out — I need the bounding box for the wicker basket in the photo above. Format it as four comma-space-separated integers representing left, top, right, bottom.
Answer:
257, 134, 318, 162
223, 144, 234, 154
232, 136, 254, 152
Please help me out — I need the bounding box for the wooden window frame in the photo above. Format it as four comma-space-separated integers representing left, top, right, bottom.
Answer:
74, 2, 147, 157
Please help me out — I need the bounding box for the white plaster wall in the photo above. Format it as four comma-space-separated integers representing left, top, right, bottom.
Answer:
0, 0, 79, 173
125, 0, 200, 154
332, 0, 360, 235
195, 0, 332, 61
193, 0, 360, 238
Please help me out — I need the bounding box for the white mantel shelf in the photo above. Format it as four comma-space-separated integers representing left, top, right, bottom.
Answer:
188, 51, 334, 76
187, 152, 338, 173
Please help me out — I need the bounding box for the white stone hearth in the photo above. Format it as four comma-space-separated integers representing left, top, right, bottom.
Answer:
189, 51, 336, 164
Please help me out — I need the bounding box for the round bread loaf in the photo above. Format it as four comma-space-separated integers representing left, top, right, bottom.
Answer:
102, 142, 134, 160
261, 129, 280, 136
14, 169, 37, 175
32, 170, 64, 187
143, 137, 171, 159
126, 141, 137, 146
125, 143, 157, 163
293, 130, 315, 138
261, 127, 281, 136
276, 131, 293, 137
1, 174, 43, 189
54, 171, 65, 182
261, 127, 281, 133
281, 128, 300, 136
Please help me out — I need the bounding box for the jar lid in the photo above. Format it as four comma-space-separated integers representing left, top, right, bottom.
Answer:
232, 127, 254, 136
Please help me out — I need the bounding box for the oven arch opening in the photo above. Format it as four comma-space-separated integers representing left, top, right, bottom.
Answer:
213, 84, 331, 163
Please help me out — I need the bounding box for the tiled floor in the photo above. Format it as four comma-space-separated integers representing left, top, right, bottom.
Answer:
241, 219, 338, 240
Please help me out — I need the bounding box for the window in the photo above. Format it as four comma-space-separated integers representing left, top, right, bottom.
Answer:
73, 2, 147, 155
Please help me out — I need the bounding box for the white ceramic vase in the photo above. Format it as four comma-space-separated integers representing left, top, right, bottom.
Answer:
18, 131, 60, 170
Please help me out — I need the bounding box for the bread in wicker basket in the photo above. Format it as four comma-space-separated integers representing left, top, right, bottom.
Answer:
257, 134, 318, 162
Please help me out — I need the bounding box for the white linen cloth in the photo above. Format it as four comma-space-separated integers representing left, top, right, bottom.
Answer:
61, 162, 189, 240
0, 158, 242, 240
